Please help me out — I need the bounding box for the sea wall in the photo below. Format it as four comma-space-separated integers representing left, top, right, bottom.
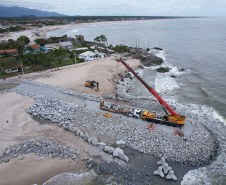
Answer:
6, 80, 217, 166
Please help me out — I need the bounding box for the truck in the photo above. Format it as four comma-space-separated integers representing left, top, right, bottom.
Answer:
116, 58, 185, 127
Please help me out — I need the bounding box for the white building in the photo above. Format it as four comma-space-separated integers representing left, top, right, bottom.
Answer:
79, 51, 96, 61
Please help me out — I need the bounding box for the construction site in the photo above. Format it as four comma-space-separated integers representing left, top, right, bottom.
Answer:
0, 55, 219, 184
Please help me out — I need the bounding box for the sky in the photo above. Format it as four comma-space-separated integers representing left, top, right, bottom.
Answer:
0, 0, 226, 16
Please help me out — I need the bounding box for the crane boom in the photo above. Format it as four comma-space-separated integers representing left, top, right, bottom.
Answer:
116, 58, 178, 117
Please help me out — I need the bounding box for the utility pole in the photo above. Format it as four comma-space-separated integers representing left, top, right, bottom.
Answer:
20, 60, 24, 75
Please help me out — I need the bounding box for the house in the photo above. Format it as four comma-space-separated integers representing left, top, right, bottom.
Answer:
94, 50, 106, 58
44, 43, 61, 52
76, 35, 84, 41
26, 44, 47, 54
60, 41, 73, 49
79, 51, 96, 61
0, 57, 21, 73
0, 49, 18, 58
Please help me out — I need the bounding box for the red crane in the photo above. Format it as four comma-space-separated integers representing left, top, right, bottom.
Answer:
116, 58, 185, 126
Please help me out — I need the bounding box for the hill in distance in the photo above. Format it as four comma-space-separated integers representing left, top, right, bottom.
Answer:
0, 6, 67, 17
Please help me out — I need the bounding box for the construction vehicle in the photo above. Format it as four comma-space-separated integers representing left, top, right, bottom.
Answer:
142, 111, 156, 121
128, 108, 142, 118
103, 112, 112, 118
85, 80, 99, 91
100, 100, 130, 115
116, 58, 185, 127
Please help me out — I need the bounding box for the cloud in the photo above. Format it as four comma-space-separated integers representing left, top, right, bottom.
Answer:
0, 0, 225, 16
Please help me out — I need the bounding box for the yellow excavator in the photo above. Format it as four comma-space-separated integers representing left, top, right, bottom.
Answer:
85, 80, 99, 91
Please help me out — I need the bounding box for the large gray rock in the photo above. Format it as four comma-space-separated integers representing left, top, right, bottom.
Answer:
83, 132, 89, 141
104, 146, 115, 154
116, 140, 126, 148
97, 142, 106, 150
68, 123, 74, 132
74, 127, 81, 136
88, 137, 98, 146
113, 147, 129, 162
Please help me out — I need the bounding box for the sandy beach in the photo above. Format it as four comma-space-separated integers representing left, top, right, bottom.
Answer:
0, 56, 141, 185
0, 21, 122, 43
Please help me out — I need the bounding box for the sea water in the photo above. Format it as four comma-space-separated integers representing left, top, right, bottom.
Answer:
46, 17, 226, 184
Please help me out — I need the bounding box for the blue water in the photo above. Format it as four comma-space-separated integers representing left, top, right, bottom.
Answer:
47, 18, 226, 184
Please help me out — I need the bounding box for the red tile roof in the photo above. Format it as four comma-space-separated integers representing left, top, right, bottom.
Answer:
30, 44, 40, 49
0, 49, 18, 53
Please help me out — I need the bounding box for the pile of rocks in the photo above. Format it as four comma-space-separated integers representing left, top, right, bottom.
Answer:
18, 79, 100, 102
8, 80, 217, 166
59, 122, 129, 162
28, 95, 78, 123
73, 107, 216, 166
0, 138, 78, 163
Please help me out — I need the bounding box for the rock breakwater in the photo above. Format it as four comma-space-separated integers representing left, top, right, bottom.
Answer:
0, 137, 78, 163
8, 80, 217, 166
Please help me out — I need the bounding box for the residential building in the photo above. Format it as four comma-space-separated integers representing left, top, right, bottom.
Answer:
0, 58, 21, 73
76, 35, 84, 41
44, 43, 61, 52
26, 44, 47, 54
79, 51, 96, 61
60, 41, 73, 49
0, 49, 18, 58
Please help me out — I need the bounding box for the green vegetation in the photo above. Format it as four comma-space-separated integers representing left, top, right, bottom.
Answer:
0, 34, 112, 79
94, 35, 107, 44
0, 26, 26, 33
113, 45, 130, 53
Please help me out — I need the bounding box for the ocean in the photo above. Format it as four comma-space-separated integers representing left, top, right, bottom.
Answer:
46, 18, 226, 184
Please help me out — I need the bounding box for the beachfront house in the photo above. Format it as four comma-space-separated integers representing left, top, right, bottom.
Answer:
79, 51, 96, 62
0, 57, 21, 73
60, 41, 73, 49
76, 35, 84, 41
44, 43, 61, 52
26, 44, 47, 54
0, 49, 18, 58
94, 50, 106, 58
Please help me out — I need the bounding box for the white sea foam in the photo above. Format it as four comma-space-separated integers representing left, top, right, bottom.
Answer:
154, 73, 179, 93
43, 170, 97, 185
213, 110, 226, 125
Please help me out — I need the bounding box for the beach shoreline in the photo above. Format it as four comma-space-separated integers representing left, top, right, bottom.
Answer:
0, 20, 147, 43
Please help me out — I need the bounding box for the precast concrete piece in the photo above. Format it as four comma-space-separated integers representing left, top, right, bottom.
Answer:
166, 170, 177, 180
153, 166, 164, 178
161, 163, 172, 174
157, 157, 166, 165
